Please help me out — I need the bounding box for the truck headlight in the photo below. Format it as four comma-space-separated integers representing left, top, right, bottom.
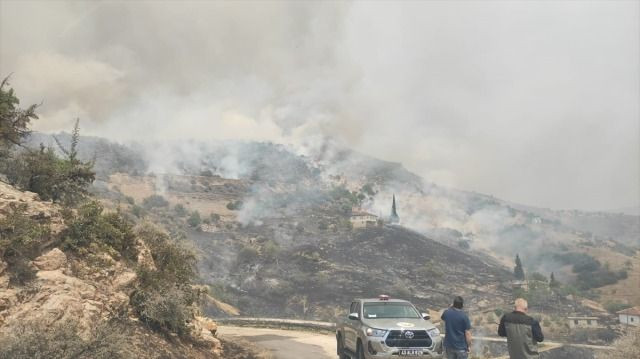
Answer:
427, 328, 440, 338
366, 327, 387, 337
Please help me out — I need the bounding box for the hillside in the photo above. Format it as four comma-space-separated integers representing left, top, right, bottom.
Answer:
22, 133, 640, 320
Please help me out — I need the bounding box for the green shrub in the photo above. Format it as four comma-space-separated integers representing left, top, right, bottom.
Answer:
226, 200, 243, 211
261, 240, 280, 261
576, 267, 627, 290
62, 201, 137, 260
2, 119, 95, 207
3, 144, 95, 206
131, 225, 199, 336
0, 203, 49, 284
0, 203, 49, 261
130, 285, 197, 336
142, 195, 169, 209
136, 225, 196, 285
187, 210, 201, 228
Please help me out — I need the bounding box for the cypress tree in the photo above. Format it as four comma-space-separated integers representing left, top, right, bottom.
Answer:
514, 254, 525, 280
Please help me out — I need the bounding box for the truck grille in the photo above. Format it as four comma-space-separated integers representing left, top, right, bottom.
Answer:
385, 330, 432, 348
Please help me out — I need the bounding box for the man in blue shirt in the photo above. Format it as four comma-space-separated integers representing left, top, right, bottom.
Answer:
441, 296, 472, 359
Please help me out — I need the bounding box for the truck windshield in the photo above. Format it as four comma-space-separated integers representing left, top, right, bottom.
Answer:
363, 303, 420, 319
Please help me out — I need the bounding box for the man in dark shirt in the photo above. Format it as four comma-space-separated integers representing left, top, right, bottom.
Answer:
441, 296, 472, 359
498, 298, 544, 359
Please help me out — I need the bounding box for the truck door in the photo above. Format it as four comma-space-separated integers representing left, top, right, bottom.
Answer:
345, 301, 361, 351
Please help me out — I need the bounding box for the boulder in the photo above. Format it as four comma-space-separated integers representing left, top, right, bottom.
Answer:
112, 271, 137, 290
33, 248, 67, 271
195, 315, 218, 334
136, 243, 156, 270
190, 316, 222, 355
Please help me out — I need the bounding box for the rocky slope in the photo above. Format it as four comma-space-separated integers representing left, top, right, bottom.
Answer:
0, 182, 224, 358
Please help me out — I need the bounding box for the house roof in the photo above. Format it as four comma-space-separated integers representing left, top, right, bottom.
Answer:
567, 316, 599, 320
351, 211, 377, 217
617, 306, 640, 316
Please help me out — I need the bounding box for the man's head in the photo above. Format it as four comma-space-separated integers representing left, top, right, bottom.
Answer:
453, 296, 464, 309
514, 298, 528, 312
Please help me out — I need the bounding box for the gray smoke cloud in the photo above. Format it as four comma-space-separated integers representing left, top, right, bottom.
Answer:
1, 0, 638, 211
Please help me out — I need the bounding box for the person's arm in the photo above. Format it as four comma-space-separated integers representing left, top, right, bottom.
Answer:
498, 315, 506, 337
465, 330, 472, 352
532, 320, 544, 343
465, 315, 472, 352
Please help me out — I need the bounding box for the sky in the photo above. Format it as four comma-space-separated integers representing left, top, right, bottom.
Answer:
1, 0, 638, 211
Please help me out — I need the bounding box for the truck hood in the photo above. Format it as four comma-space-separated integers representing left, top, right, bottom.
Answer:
361, 318, 436, 331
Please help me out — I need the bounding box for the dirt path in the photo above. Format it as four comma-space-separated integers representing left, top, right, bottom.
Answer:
218, 326, 336, 359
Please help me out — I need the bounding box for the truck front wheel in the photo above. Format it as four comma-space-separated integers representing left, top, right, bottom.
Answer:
356, 340, 366, 359
336, 334, 349, 359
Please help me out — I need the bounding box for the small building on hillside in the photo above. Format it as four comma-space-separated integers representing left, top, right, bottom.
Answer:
617, 306, 640, 326
567, 316, 601, 329
350, 211, 378, 229
511, 280, 529, 291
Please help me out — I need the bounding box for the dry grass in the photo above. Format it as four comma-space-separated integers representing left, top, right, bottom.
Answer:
595, 252, 640, 307
598, 327, 640, 359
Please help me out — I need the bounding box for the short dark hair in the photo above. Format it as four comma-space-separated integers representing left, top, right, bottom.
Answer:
453, 296, 464, 309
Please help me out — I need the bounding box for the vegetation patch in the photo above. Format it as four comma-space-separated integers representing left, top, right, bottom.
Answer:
130, 225, 200, 336
0, 203, 50, 284
62, 201, 138, 261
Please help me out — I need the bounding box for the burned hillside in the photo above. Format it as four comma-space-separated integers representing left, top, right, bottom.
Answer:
28, 134, 638, 322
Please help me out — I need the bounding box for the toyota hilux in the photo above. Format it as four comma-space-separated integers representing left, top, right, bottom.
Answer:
336, 295, 443, 359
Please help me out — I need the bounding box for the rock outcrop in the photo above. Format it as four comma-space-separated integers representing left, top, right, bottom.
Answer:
0, 182, 223, 358
33, 248, 67, 271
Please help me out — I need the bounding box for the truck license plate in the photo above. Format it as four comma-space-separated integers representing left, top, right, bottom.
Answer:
399, 349, 421, 356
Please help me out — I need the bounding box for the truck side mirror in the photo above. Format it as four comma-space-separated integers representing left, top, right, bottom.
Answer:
422, 313, 430, 320
348, 312, 359, 320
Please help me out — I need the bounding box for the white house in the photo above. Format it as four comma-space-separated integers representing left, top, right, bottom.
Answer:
567, 316, 600, 329
350, 211, 378, 229
618, 306, 640, 327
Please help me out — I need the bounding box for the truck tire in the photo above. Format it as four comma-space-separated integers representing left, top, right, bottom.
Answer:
356, 340, 366, 359
336, 334, 349, 359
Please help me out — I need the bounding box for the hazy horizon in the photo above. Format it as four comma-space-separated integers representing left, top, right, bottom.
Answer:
1, 0, 638, 211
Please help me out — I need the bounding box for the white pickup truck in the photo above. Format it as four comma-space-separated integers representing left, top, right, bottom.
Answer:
336, 295, 443, 359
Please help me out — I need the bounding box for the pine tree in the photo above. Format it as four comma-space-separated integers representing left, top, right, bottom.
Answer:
514, 254, 525, 280
0, 77, 38, 150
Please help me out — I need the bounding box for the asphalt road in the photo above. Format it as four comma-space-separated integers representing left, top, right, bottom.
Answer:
218, 326, 336, 359
218, 325, 613, 359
